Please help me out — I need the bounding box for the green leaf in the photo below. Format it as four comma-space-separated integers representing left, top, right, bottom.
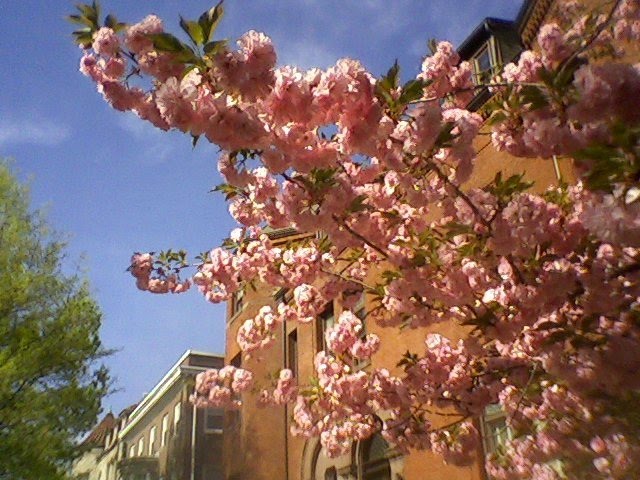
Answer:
347, 194, 368, 213
379, 60, 400, 92
203, 39, 228, 56
427, 38, 438, 55
213, 183, 241, 200
199, 1, 225, 43
173, 46, 200, 64
180, 16, 204, 45
486, 110, 507, 127
398, 78, 427, 105
104, 13, 118, 29
520, 85, 548, 110
148, 32, 188, 53
485, 171, 533, 203
67, 14, 91, 27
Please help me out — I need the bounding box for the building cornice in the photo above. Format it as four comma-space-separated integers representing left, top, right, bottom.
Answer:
118, 350, 222, 439
518, 0, 554, 47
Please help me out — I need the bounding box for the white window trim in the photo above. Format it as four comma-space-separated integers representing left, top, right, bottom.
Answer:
149, 425, 157, 455
173, 402, 181, 431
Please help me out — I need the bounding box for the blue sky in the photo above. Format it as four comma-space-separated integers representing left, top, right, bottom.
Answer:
0, 0, 523, 416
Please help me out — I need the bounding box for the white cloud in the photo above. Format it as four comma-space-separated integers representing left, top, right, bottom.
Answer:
117, 112, 190, 166
278, 39, 339, 70
0, 116, 70, 147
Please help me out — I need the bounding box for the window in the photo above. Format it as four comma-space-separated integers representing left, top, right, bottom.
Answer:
358, 434, 392, 480
311, 442, 340, 480
471, 38, 501, 86
353, 290, 365, 320
473, 45, 492, 84
315, 303, 335, 353
129, 444, 136, 458
345, 289, 369, 370
149, 426, 157, 455
232, 288, 244, 316
287, 329, 298, 378
481, 404, 512, 456
173, 402, 181, 431
161, 414, 169, 447
274, 287, 288, 305
205, 408, 224, 433
137, 436, 144, 456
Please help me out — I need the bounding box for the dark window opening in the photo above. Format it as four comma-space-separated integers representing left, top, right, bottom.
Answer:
316, 303, 335, 353
287, 330, 298, 378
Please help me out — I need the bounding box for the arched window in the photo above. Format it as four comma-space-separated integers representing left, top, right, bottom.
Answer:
358, 434, 391, 480
311, 443, 338, 480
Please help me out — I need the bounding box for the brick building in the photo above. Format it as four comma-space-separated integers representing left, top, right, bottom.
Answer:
219, 1, 587, 480
73, 350, 225, 480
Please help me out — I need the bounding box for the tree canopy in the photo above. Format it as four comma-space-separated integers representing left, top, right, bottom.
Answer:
0, 161, 109, 480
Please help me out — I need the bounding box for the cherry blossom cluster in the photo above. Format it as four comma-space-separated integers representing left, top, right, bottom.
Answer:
129, 252, 191, 294
325, 311, 380, 360
190, 365, 253, 409
75, 0, 640, 476
259, 368, 297, 406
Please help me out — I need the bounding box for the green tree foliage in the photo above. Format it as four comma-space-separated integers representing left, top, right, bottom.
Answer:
0, 161, 110, 480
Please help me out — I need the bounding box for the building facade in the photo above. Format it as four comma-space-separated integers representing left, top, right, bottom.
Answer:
73, 350, 225, 480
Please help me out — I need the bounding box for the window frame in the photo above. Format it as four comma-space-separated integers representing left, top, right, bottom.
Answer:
480, 404, 513, 457
231, 288, 245, 318
315, 302, 335, 353
204, 407, 224, 434
471, 37, 501, 86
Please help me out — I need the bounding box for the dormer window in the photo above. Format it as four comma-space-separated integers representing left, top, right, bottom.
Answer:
472, 43, 495, 85
458, 17, 523, 110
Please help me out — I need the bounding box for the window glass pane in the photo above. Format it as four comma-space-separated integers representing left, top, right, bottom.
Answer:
230, 353, 242, 368
473, 45, 493, 84
206, 408, 224, 431
360, 435, 391, 480
477, 48, 491, 72
482, 404, 512, 456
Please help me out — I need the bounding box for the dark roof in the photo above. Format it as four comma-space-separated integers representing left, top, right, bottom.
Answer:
118, 403, 138, 419
81, 412, 116, 447
457, 17, 517, 59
